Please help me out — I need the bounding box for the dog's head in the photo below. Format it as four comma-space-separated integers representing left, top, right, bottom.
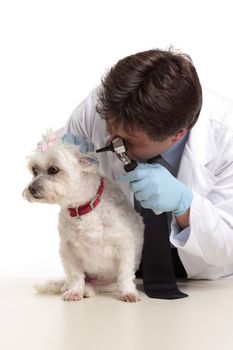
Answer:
22, 131, 99, 205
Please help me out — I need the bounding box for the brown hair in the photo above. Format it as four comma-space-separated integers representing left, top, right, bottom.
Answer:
96, 47, 202, 141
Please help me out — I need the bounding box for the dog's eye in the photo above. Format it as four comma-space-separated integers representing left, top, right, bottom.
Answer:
32, 167, 39, 176
47, 166, 59, 175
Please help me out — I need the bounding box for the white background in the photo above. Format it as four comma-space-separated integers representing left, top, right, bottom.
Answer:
0, 0, 232, 277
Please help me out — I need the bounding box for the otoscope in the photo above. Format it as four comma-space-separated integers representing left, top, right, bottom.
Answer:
96, 137, 138, 172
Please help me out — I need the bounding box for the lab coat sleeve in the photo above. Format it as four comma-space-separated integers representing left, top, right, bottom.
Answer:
170, 135, 233, 266
170, 224, 191, 246
57, 88, 97, 142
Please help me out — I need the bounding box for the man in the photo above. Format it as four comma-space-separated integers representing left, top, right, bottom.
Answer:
61, 48, 233, 287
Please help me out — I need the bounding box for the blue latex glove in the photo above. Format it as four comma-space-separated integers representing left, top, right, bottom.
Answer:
62, 133, 94, 153
118, 163, 193, 216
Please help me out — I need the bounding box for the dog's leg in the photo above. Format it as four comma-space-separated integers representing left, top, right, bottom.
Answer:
83, 283, 96, 298
62, 268, 85, 302
116, 248, 141, 303
60, 242, 85, 301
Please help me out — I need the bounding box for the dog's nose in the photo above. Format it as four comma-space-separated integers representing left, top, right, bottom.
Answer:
29, 184, 39, 196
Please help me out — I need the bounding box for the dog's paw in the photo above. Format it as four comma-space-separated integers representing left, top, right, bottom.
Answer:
63, 289, 84, 302
119, 292, 141, 303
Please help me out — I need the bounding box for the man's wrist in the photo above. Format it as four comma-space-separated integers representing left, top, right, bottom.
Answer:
175, 208, 190, 229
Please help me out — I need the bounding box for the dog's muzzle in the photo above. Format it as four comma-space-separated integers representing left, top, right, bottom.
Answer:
28, 182, 43, 198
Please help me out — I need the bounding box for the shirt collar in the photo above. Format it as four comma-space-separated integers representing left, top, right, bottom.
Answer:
161, 131, 190, 169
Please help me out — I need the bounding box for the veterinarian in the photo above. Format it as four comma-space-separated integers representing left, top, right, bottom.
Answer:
60, 48, 233, 298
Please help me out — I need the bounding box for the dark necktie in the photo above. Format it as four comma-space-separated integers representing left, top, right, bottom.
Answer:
136, 154, 188, 299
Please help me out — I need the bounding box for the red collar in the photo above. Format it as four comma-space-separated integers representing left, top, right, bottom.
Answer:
68, 177, 105, 218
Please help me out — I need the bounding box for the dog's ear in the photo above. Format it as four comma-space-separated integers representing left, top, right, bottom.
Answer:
78, 153, 99, 173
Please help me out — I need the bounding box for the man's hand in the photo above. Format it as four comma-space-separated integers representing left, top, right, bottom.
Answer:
118, 163, 193, 216
175, 208, 190, 229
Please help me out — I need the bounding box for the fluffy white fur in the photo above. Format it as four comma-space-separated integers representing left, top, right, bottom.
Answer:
23, 135, 144, 302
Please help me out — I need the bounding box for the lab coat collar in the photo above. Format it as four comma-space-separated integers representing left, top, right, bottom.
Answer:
183, 110, 216, 166
176, 112, 217, 195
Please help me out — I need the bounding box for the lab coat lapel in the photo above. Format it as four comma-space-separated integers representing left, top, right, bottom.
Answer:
177, 116, 217, 195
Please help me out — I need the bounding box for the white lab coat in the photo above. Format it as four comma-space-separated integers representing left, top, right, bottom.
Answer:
61, 87, 233, 280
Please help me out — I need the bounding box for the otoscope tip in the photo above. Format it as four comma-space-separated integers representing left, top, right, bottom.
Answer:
96, 144, 114, 153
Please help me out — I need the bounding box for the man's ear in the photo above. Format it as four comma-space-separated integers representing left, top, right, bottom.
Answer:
171, 128, 188, 143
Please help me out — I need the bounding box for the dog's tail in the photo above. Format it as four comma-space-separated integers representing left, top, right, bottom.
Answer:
34, 279, 120, 295
34, 279, 66, 294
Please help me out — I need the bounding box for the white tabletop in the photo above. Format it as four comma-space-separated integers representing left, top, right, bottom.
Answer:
0, 278, 233, 350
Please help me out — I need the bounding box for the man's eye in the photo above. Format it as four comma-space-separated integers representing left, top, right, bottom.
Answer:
32, 167, 39, 176
47, 166, 59, 175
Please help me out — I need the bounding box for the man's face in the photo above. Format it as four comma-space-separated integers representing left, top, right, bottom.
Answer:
106, 122, 187, 162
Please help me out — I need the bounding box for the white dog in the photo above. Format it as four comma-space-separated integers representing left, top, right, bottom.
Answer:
23, 131, 144, 302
